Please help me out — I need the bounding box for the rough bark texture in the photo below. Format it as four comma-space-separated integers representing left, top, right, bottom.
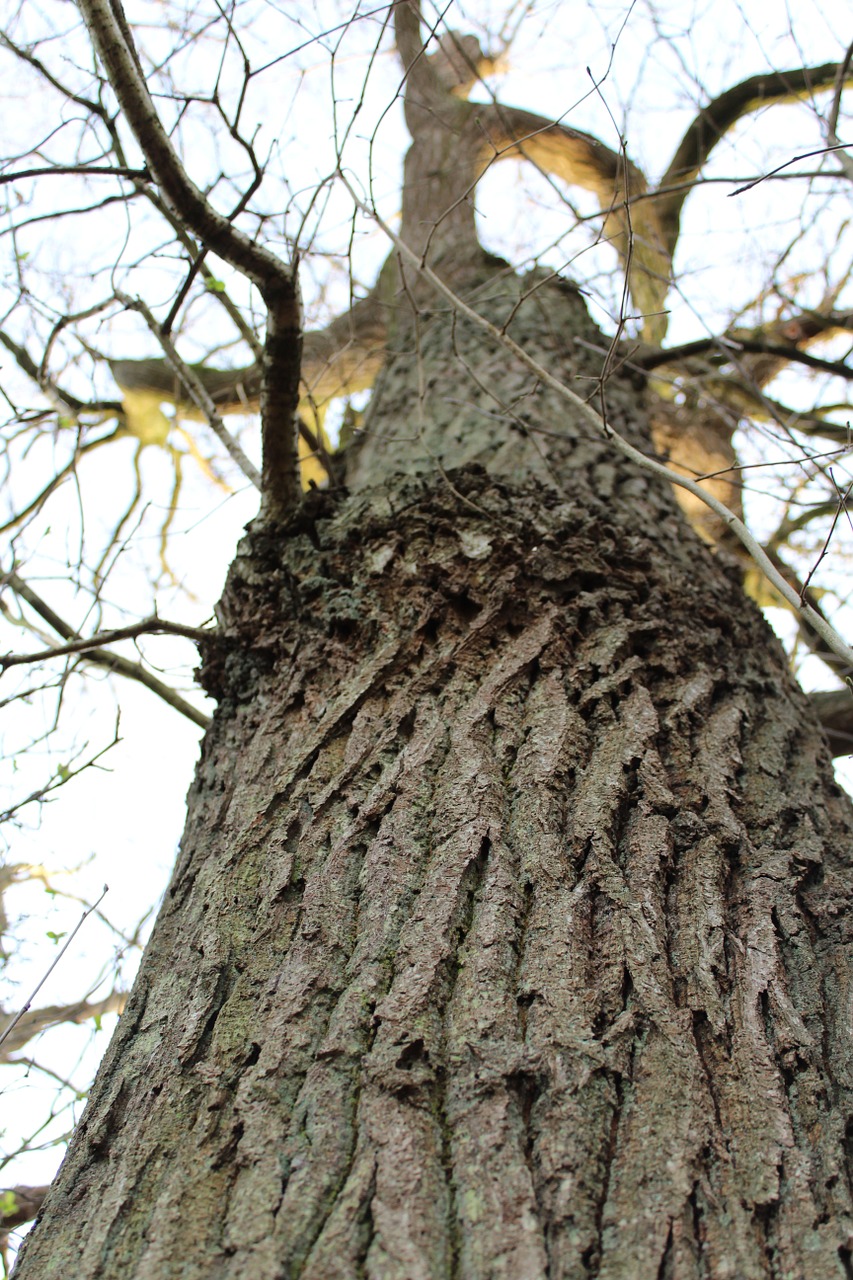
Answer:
14, 275, 853, 1279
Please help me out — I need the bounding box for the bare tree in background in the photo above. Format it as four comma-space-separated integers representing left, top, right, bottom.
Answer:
2, 0, 853, 1274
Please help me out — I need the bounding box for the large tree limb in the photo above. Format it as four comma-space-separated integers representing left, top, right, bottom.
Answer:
474, 104, 670, 339
810, 689, 853, 757
109, 288, 390, 436
634, 331, 853, 386
0, 1185, 49, 1233
658, 62, 853, 251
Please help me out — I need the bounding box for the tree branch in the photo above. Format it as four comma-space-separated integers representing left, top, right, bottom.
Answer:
0, 164, 149, 185
633, 336, 853, 382
76, 0, 301, 519
115, 293, 262, 489
0, 617, 211, 671
109, 287, 390, 430
475, 103, 669, 339
0, 992, 126, 1062
658, 62, 853, 250
0, 330, 122, 419
810, 689, 853, 757
394, 0, 449, 117
0, 1185, 50, 1233
2, 572, 211, 730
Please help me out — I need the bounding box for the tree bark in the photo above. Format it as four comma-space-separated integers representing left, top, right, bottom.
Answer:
13, 269, 853, 1279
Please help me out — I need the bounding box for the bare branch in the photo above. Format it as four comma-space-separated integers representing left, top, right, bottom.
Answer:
0, 165, 149, 185
76, 0, 302, 518
0, 1185, 50, 1232
0, 992, 126, 1062
2, 572, 211, 730
0, 887, 109, 1054
115, 293, 262, 489
76, 0, 292, 296
1, 617, 211, 671
658, 62, 853, 250
634, 337, 853, 382
474, 103, 669, 339
109, 286, 390, 427
810, 688, 853, 756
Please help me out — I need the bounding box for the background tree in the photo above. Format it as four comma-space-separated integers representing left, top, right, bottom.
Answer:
2, 0, 853, 1274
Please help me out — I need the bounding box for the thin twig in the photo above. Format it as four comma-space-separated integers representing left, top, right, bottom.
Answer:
2, 571, 211, 729
0, 165, 149, 185
0, 886, 109, 1053
116, 293, 262, 489
729, 144, 851, 195
1, 616, 211, 670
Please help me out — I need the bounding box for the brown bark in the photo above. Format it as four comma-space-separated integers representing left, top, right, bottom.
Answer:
14, 268, 853, 1280
13, 7, 853, 1277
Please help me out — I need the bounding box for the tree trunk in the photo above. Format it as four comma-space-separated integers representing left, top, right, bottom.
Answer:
13, 271, 853, 1279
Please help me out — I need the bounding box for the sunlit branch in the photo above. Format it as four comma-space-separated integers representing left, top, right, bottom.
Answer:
657, 61, 853, 248
115, 292, 262, 489
474, 102, 669, 340
109, 287, 389, 430
0, 992, 126, 1062
0, 330, 122, 418
634, 337, 853, 382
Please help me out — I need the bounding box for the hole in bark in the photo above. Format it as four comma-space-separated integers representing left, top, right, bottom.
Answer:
211, 1120, 244, 1170
396, 1038, 426, 1070
752, 1192, 780, 1258
274, 875, 305, 905
329, 614, 359, 643
448, 591, 482, 624
839, 1243, 853, 1280
507, 1068, 542, 1168
655, 1219, 674, 1279
516, 989, 536, 1038
581, 1242, 600, 1272
689, 1183, 705, 1260
630, 630, 657, 660
398, 707, 417, 740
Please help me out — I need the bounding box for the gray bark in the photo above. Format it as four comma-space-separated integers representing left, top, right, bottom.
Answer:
13, 271, 853, 1280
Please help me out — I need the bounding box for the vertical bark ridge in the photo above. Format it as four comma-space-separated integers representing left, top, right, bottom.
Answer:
14, 288, 853, 1280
